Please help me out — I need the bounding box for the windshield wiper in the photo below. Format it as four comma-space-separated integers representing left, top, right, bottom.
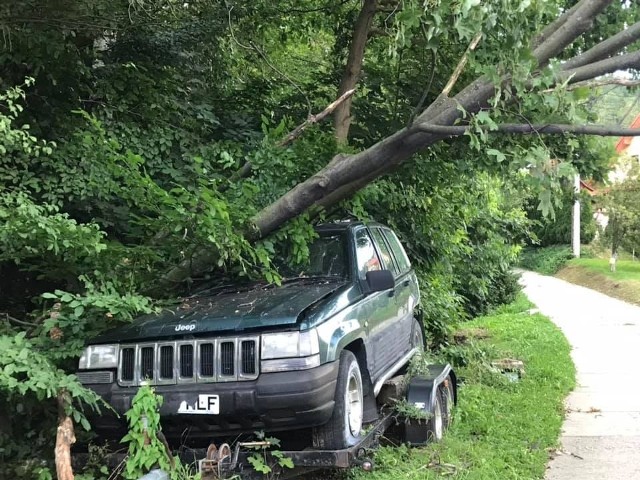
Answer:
281, 275, 346, 284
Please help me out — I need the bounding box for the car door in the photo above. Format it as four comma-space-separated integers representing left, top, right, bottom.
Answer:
382, 228, 419, 355
352, 226, 393, 379
370, 227, 409, 371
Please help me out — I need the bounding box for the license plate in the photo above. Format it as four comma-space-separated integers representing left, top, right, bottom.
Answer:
177, 394, 219, 415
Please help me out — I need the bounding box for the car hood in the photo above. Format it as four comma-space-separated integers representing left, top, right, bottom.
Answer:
92, 280, 348, 343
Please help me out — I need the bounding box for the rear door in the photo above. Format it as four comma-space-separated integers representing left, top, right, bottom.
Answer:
370, 227, 410, 370
352, 226, 392, 378
381, 228, 420, 355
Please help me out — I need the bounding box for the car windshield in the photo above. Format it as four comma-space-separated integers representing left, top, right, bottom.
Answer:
275, 232, 349, 280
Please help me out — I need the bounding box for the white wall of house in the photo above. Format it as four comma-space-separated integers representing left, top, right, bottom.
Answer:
627, 136, 640, 158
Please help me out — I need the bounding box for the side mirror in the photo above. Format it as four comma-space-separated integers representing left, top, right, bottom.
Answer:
365, 269, 395, 292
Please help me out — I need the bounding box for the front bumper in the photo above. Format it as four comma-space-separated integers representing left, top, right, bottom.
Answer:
84, 361, 339, 441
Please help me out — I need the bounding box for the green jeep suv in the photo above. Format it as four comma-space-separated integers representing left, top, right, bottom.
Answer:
77, 221, 423, 449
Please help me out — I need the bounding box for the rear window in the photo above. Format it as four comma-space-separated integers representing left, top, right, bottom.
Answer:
355, 228, 381, 280
371, 228, 400, 276
383, 229, 411, 274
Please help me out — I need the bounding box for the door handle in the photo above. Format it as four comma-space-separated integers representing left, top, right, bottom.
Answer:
402, 279, 410, 287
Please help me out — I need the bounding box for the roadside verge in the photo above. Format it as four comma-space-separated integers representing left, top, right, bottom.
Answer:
353, 294, 576, 480
556, 259, 640, 306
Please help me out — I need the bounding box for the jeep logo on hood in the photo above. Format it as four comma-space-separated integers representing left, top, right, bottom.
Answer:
175, 323, 196, 332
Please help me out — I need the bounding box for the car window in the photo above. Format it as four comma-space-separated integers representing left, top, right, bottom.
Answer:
370, 228, 399, 276
382, 229, 411, 274
355, 228, 381, 280
307, 233, 347, 278
275, 233, 348, 279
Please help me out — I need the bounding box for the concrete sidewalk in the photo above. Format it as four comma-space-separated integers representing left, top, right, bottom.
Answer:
520, 271, 640, 479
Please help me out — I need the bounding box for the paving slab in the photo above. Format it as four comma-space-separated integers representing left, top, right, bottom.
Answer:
545, 436, 640, 480
519, 271, 640, 480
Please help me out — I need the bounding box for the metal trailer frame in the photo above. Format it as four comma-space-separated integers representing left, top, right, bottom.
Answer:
196, 364, 456, 479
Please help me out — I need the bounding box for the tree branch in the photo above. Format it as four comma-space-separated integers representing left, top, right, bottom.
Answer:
1, 312, 38, 327
160, 0, 636, 283
334, 0, 378, 143
442, 32, 483, 96
561, 21, 640, 70
416, 123, 640, 136
544, 78, 640, 92
279, 89, 357, 147
531, 0, 586, 49
55, 391, 75, 480
533, 0, 613, 67
225, 89, 358, 185
560, 50, 640, 85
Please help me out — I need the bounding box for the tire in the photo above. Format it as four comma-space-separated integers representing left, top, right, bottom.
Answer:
428, 377, 454, 441
312, 350, 364, 449
411, 318, 425, 352
427, 389, 445, 441
440, 376, 455, 430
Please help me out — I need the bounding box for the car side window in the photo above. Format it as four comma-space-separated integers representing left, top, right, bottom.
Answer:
383, 229, 411, 274
371, 228, 399, 276
355, 228, 381, 280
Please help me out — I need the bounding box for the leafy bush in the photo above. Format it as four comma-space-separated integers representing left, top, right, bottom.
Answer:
417, 271, 466, 347
526, 189, 596, 246
518, 246, 573, 274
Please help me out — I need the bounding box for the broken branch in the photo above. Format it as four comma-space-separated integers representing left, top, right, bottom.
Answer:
279, 88, 357, 147
226, 89, 357, 184
442, 32, 483, 96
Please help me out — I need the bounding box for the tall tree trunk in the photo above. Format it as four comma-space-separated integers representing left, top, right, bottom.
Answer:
55, 391, 75, 480
334, 0, 377, 144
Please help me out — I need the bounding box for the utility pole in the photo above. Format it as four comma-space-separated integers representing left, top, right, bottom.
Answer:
572, 173, 581, 257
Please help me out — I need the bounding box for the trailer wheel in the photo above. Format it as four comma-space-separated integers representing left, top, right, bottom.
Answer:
428, 389, 445, 441
440, 376, 455, 429
312, 350, 363, 449
411, 318, 425, 352
404, 372, 454, 445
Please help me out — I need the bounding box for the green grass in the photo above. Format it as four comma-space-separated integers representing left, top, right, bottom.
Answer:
518, 246, 573, 275
567, 257, 640, 281
352, 294, 575, 480
556, 258, 640, 306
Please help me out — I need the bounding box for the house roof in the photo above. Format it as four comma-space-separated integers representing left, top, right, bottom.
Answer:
615, 113, 640, 154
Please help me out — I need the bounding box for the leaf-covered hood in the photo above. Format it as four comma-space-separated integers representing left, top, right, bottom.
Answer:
92, 280, 348, 343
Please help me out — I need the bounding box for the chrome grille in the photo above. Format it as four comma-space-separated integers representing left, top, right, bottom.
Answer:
159, 345, 174, 379
140, 346, 154, 380
200, 343, 214, 377
117, 336, 259, 386
220, 342, 234, 376
121, 348, 135, 381
180, 344, 194, 377
242, 340, 257, 375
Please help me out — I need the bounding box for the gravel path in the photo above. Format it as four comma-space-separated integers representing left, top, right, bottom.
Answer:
519, 271, 640, 480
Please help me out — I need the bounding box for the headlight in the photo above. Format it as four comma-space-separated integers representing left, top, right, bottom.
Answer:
78, 344, 119, 369
261, 330, 320, 372
261, 355, 320, 373
261, 330, 319, 359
